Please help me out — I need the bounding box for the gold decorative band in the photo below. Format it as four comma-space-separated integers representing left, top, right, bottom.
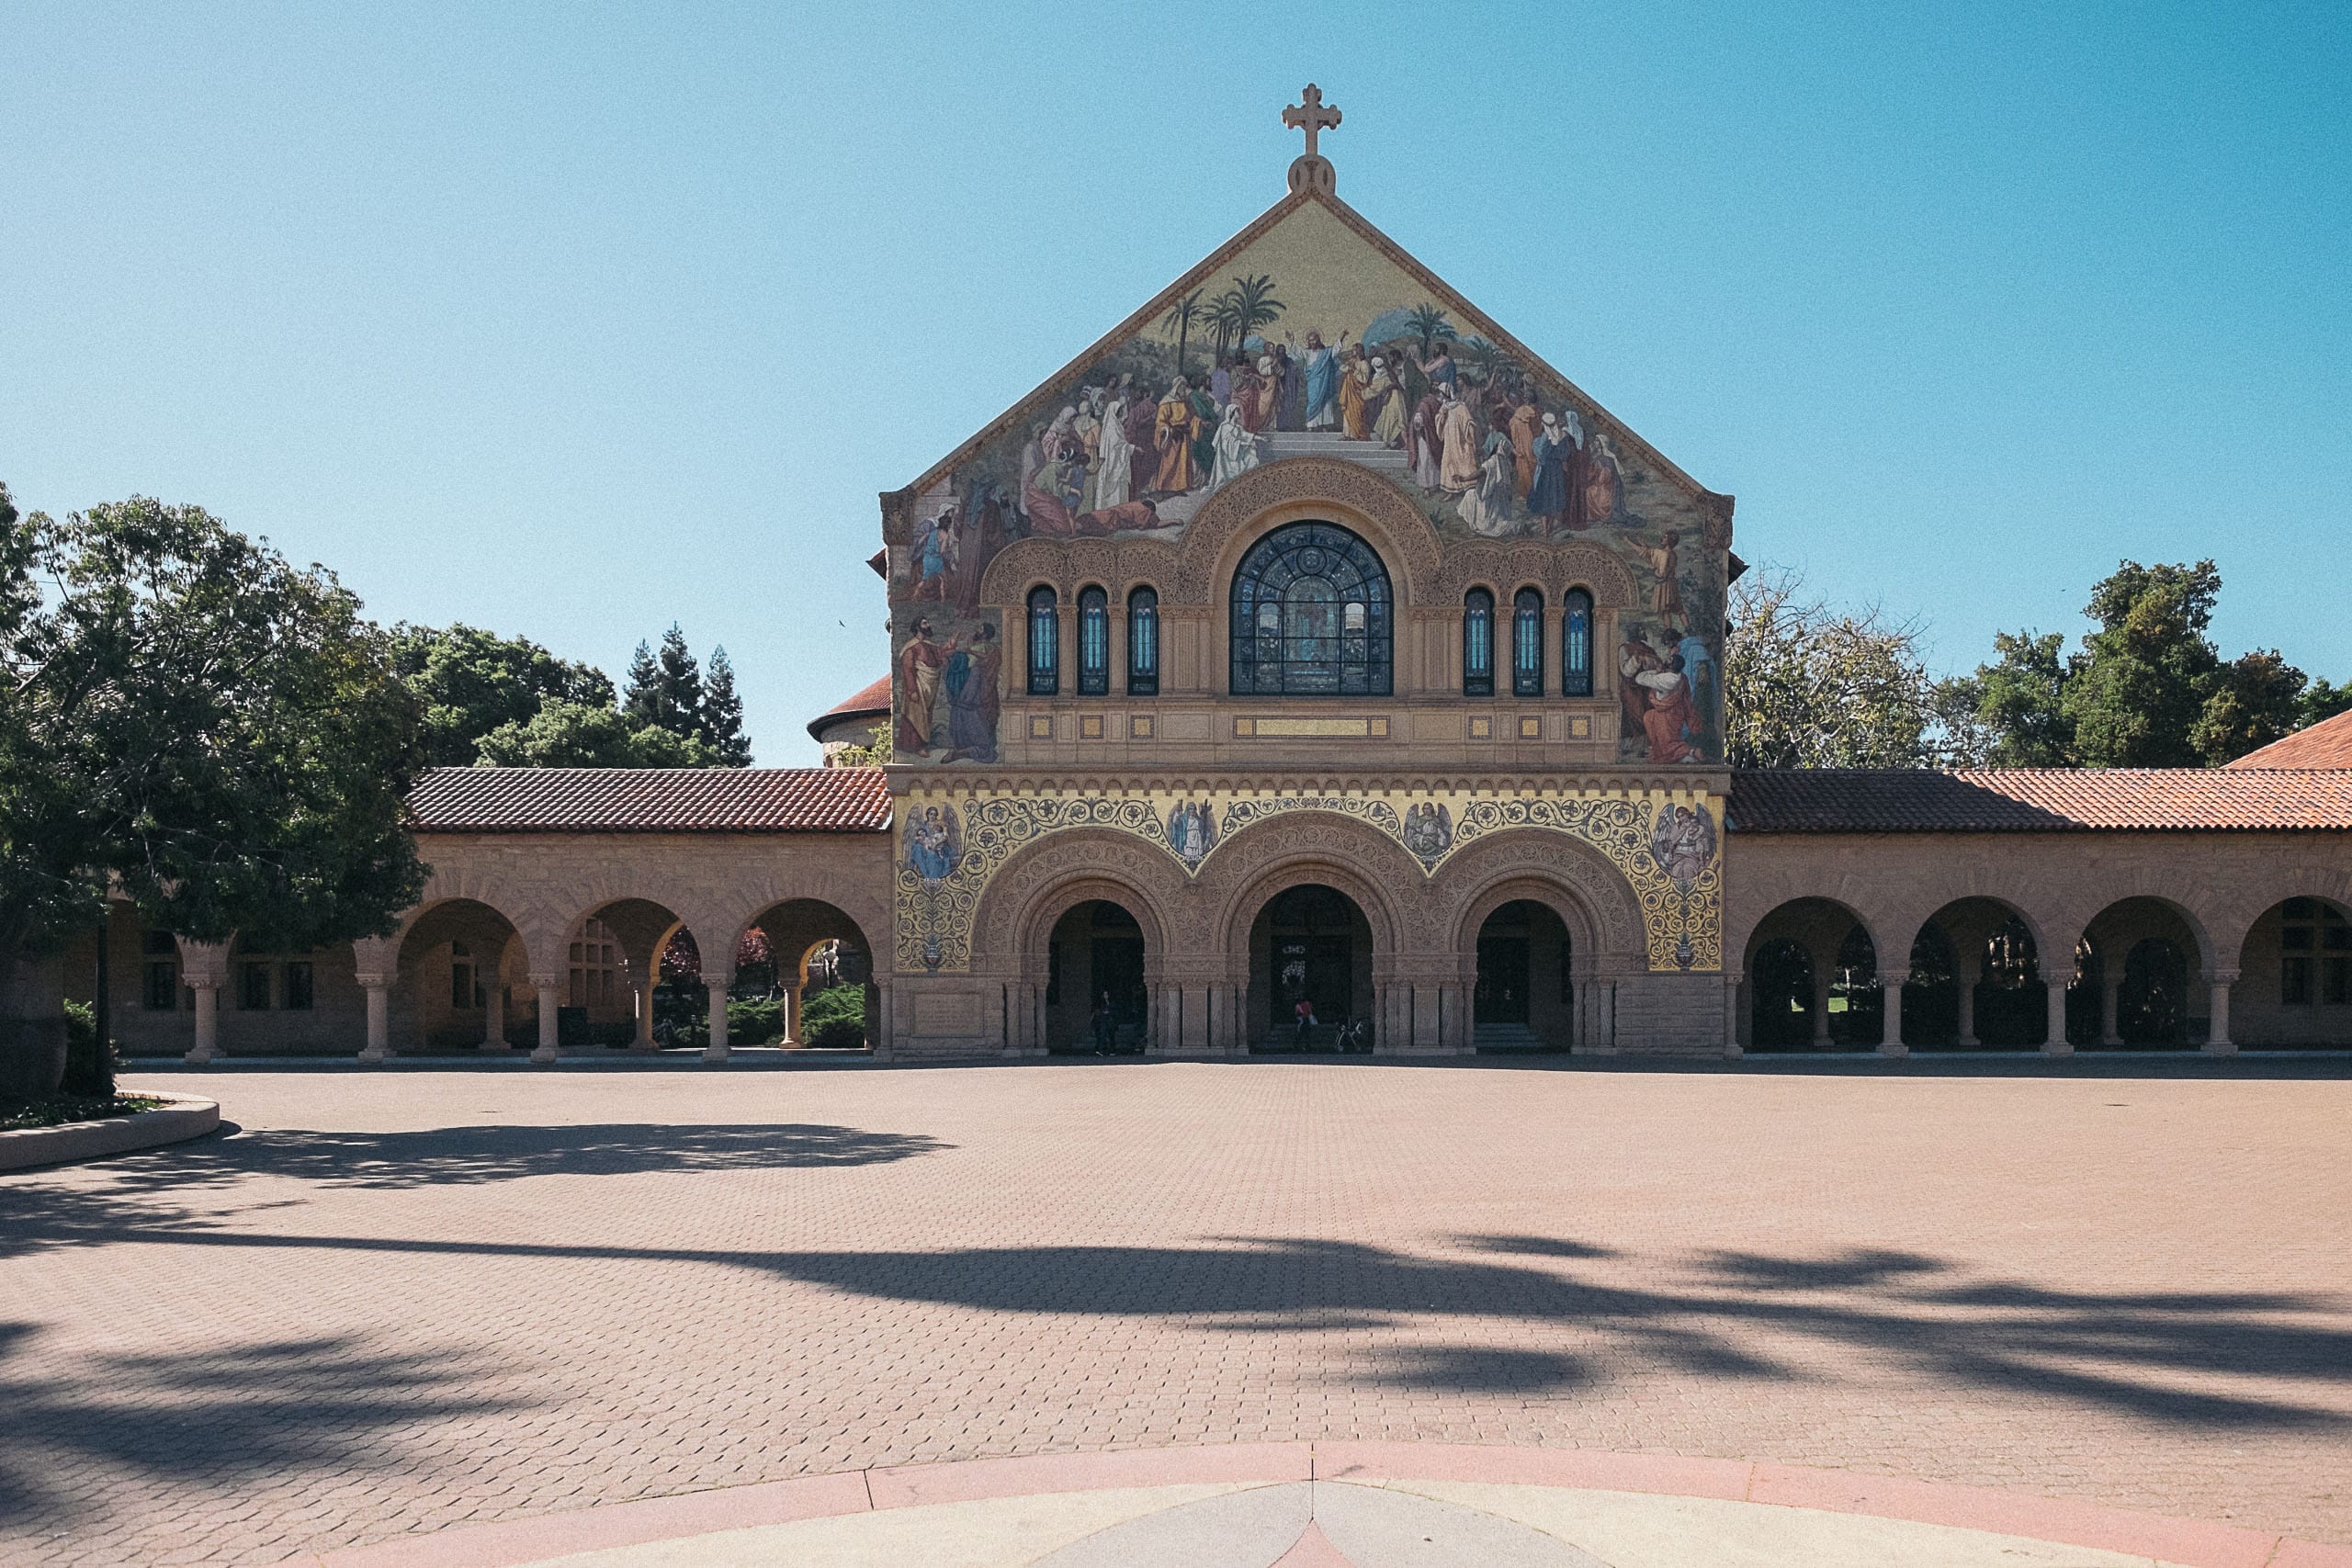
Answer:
1234, 715, 1391, 739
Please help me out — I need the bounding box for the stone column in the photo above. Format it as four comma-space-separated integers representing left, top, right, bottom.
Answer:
1877, 970, 1907, 1057
530, 972, 560, 1064
2202, 969, 2237, 1055
357, 973, 391, 1064
1954, 957, 1981, 1047
175, 938, 232, 1066
188, 983, 219, 1065
2099, 967, 2124, 1046
481, 980, 508, 1052
2042, 976, 2074, 1055
1810, 965, 1834, 1048
779, 983, 801, 1046
632, 985, 656, 1050
1723, 971, 1744, 1057
700, 982, 729, 1066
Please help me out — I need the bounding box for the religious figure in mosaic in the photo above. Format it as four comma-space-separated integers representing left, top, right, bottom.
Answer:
906, 803, 962, 886
1403, 801, 1453, 861
1166, 800, 1218, 867
1650, 802, 1717, 893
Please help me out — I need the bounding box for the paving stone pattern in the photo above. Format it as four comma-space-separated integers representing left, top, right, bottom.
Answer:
1, 1062, 2346, 1565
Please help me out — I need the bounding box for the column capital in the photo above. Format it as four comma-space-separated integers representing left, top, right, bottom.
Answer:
353, 971, 390, 990
527, 970, 562, 991
2202, 967, 2242, 986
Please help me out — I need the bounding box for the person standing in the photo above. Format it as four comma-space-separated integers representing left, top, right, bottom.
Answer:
1152, 378, 1205, 493
1095, 389, 1134, 513
894, 617, 949, 756
1300, 331, 1344, 430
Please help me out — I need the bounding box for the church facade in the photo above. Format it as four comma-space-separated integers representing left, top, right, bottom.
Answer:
65, 115, 2352, 1066
876, 155, 1732, 1055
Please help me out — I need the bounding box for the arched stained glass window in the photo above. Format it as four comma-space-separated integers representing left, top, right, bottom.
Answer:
1026, 586, 1058, 696
1563, 588, 1594, 696
1462, 589, 1494, 696
1511, 588, 1544, 697
1126, 586, 1159, 696
1077, 585, 1109, 695
1228, 521, 1392, 696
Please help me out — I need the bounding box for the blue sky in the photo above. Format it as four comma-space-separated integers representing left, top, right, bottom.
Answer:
4, 2, 2345, 762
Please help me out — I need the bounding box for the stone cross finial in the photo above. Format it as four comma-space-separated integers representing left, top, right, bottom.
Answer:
1283, 84, 1340, 194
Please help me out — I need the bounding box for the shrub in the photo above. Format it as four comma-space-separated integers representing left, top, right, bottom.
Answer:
61, 999, 113, 1097
728, 996, 783, 1045
800, 983, 867, 1049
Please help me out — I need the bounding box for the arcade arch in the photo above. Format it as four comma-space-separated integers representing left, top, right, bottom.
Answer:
390, 898, 534, 1057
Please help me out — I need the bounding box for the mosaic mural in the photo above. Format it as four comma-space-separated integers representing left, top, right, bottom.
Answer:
894, 788, 1723, 976
889, 199, 1726, 767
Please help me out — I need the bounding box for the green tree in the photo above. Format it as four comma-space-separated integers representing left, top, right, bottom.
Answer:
1937, 630, 2075, 766
2064, 559, 2222, 768
1405, 302, 1455, 358
473, 700, 714, 768
0, 488, 427, 1097
1939, 558, 2344, 768
622, 624, 705, 742
1160, 288, 1203, 378
701, 647, 752, 766
2192, 648, 2312, 765
2299, 678, 2352, 732
390, 623, 613, 766
1723, 568, 1939, 769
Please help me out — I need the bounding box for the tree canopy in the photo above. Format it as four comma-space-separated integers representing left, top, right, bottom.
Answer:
472, 700, 715, 767
390, 623, 614, 766
0, 486, 428, 1090
1939, 559, 2351, 768
391, 619, 750, 768
1722, 569, 1942, 769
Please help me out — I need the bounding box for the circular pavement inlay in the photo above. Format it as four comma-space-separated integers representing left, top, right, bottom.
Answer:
1030, 1480, 1614, 1567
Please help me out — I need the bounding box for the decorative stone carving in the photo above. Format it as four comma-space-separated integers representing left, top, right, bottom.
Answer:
1173, 458, 1444, 604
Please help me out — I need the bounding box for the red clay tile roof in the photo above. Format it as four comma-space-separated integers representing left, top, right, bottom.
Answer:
408, 767, 890, 834
1728, 769, 2352, 833
2222, 708, 2352, 770
806, 675, 892, 741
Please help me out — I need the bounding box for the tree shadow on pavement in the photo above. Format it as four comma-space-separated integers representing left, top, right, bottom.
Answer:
0, 1122, 951, 1261
0, 1320, 532, 1534
6, 1222, 2343, 1433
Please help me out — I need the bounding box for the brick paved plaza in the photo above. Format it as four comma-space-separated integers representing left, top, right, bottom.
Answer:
2, 1059, 2347, 1565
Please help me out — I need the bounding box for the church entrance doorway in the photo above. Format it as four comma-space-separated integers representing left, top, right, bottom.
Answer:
1475, 900, 1575, 1050
1045, 899, 1148, 1053
1247, 883, 1374, 1052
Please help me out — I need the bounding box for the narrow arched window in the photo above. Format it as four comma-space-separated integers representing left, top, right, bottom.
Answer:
1462, 589, 1494, 696
1511, 588, 1544, 697
1562, 588, 1593, 696
1126, 586, 1159, 695
1026, 586, 1059, 695
1077, 585, 1109, 695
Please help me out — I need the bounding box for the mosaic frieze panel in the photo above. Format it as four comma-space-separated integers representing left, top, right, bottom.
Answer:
896, 788, 1721, 975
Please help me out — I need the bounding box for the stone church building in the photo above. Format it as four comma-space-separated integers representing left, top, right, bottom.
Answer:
71, 104, 2352, 1065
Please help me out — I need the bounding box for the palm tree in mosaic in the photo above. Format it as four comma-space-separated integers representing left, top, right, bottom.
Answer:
1204, 289, 1247, 363
1227, 273, 1286, 350
1407, 301, 1455, 358
1161, 288, 1204, 378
